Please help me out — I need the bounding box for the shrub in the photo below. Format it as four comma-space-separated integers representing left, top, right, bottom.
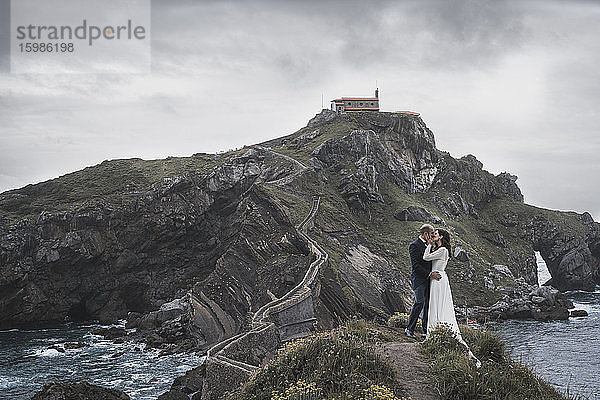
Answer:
270, 379, 322, 400
420, 325, 571, 400
361, 384, 412, 400
235, 323, 405, 400
386, 313, 422, 333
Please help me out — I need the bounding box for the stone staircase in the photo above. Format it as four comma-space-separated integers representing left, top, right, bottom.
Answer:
200, 195, 328, 400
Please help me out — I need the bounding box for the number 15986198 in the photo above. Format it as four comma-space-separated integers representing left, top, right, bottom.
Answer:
19, 43, 74, 52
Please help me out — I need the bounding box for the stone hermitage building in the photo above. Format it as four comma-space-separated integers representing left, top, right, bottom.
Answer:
331, 88, 380, 113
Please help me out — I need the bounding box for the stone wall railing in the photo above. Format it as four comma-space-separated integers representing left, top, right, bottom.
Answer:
200, 196, 328, 400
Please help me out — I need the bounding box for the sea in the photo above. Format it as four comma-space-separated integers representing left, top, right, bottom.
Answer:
494, 252, 600, 399
0, 253, 598, 399
0, 322, 204, 399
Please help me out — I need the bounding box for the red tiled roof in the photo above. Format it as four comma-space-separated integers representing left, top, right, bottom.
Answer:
331, 98, 379, 101
395, 111, 420, 116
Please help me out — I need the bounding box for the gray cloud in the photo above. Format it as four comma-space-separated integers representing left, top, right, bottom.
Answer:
0, 0, 599, 221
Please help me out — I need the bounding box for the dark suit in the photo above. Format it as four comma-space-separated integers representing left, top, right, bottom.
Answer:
407, 237, 432, 334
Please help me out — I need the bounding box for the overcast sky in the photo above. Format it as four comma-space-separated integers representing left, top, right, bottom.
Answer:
0, 0, 599, 220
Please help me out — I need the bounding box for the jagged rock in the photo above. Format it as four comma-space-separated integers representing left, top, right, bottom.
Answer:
337, 244, 408, 316
454, 247, 469, 262
338, 160, 385, 212
431, 215, 445, 225
444, 198, 462, 216
157, 392, 188, 400
491, 264, 514, 280
531, 217, 600, 291
307, 109, 339, 128
311, 113, 439, 211
31, 381, 130, 400
570, 309, 588, 317
292, 129, 322, 148
483, 231, 508, 248
381, 289, 406, 314
126, 296, 189, 330
168, 364, 205, 395
158, 364, 207, 400
145, 332, 166, 348
91, 327, 127, 340
477, 283, 572, 321
394, 206, 433, 222
435, 154, 523, 208
580, 212, 595, 225
495, 172, 524, 202
498, 214, 518, 227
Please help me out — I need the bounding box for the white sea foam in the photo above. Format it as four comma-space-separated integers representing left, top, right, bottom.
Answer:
34, 348, 64, 357
0, 375, 24, 389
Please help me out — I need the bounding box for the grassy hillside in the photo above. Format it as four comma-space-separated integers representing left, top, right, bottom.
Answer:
0, 154, 231, 223
228, 320, 572, 400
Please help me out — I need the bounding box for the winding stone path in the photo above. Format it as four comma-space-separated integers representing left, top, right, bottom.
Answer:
373, 342, 442, 400
201, 195, 328, 400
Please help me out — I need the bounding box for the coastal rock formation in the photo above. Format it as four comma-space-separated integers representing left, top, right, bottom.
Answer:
474, 279, 573, 321
337, 244, 407, 319
435, 154, 523, 207
158, 365, 205, 400
311, 113, 439, 212
0, 148, 310, 344
530, 215, 600, 291
1, 110, 598, 347
31, 381, 130, 400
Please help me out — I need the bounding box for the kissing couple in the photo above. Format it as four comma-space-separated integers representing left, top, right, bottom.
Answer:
405, 224, 481, 368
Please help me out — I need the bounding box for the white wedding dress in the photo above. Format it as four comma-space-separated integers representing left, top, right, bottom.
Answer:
424, 244, 481, 368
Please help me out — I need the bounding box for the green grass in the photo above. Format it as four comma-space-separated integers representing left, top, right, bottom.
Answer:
232, 320, 408, 400
0, 152, 247, 224
231, 320, 582, 400
420, 325, 576, 400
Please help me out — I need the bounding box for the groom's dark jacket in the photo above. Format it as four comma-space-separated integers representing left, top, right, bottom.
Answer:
409, 238, 433, 289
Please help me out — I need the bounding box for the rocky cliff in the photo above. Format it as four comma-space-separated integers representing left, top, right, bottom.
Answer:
1, 110, 599, 347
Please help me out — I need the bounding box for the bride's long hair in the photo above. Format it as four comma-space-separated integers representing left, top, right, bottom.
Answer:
435, 228, 452, 258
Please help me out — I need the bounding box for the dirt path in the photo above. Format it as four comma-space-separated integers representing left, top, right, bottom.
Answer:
373, 342, 443, 400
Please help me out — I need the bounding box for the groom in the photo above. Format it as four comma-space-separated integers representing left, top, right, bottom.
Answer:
405, 224, 441, 339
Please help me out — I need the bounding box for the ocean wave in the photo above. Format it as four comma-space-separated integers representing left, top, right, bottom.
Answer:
33, 348, 65, 357
0, 376, 24, 390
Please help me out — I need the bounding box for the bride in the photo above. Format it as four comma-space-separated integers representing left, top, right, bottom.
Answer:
424, 228, 481, 368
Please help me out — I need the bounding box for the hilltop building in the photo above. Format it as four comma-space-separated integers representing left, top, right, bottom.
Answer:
331, 88, 379, 113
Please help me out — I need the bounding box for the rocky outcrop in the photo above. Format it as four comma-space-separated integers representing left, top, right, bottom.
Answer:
0, 148, 310, 334
307, 109, 339, 128
530, 215, 600, 291
454, 247, 469, 262
435, 154, 523, 209
311, 113, 439, 212
1, 110, 598, 343
338, 244, 407, 318
394, 206, 434, 222
158, 365, 205, 400
570, 309, 588, 317
475, 280, 573, 321
187, 187, 310, 348
32, 381, 129, 400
